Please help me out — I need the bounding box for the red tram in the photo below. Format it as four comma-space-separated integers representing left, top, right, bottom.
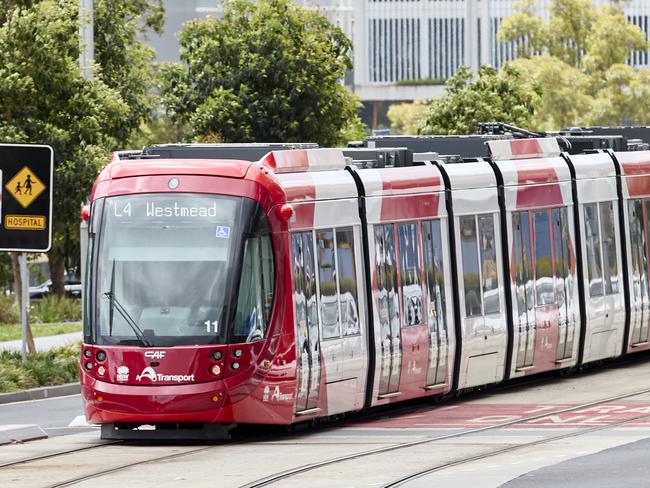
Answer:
80, 137, 650, 439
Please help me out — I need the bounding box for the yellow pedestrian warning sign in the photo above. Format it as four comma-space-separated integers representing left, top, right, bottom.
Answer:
5, 166, 46, 208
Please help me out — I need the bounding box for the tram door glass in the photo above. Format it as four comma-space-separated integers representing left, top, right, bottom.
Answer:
629, 200, 650, 344
423, 219, 448, 386
375, 224, 401, 396
552, 207, 573, 360
512, 211, 535, 368
292, 231, 321, 412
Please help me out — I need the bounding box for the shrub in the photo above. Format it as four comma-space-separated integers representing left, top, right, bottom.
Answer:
0, 342, 80, 393
0, 293, 19, 325
31, 295, 81, 323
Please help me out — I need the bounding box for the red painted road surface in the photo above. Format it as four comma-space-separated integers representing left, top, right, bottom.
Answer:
347, 404, 650, 429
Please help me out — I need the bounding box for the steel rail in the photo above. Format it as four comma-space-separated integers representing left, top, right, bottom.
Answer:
240, 386, 650, 488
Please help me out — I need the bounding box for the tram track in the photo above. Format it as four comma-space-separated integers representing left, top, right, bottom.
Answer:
382, 407, 650, 487
4, 362, 650, 487
240, 386, 650, 488
0, 440, 120, 469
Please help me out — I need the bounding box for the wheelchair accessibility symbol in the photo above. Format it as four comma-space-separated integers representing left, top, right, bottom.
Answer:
216, 226, 231, 238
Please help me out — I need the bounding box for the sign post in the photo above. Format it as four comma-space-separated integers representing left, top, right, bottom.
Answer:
0, 144, 54, 360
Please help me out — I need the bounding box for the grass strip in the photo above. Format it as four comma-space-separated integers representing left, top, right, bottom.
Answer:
0, 321, 82, 341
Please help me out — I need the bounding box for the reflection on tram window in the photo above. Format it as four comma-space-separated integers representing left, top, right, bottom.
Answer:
317, 229, 340, 339
513, 211, 534, 320
384, 224, 400, 333
584, 203, 604, 297
423, 220, 447, 331
534, 209, 554, 306
398, 222, 423, 326
628, 200, 647, 302
336, 228, 360, 336
375, 225, 390, 349
303, 232, 319, 349
600, 202, 618, 295
478, 214, 500, 314
552, 208, 569, 311
460, 215, 482, 317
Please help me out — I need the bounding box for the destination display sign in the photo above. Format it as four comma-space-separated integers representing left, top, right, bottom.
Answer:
0, 144, 53, 251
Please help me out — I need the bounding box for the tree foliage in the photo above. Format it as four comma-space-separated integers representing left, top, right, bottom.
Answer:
0, 0, 162, 296
161, 0, 362, 147
498, 0, 650, 129
419, 65, 542, 135
387, 100, 429, 135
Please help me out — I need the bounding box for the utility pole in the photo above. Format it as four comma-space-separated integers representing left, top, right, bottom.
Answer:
79, 0, 93, 80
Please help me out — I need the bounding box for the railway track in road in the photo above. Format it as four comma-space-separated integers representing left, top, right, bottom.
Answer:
0, 440, 120, 469
240, 386, 650, 488
382, 407, 650, 488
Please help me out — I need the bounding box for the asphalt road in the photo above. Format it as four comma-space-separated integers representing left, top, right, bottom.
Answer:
0, 394, 94, 437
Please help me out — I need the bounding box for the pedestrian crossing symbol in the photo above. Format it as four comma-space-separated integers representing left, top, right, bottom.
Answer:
5, 166, 46, 208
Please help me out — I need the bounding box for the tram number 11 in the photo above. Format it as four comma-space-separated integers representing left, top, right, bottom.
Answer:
204, 320, 219, 333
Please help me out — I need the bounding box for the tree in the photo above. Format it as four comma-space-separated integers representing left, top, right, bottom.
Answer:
0, 0, 163, 296
419, 65, 542, 135
498, 0, 648, 129
161, 0, 362, 147
387, 101, 429, 135
508, 56, 592, 131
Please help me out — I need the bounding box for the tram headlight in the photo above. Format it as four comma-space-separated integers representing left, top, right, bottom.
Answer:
233, 349, 243, 358
85, 362, 93, 370
210, 364, 222, 376
231, 362, 240, 370
83, 349, 92, 358
212, 350, 222, 361
96, 350, 106, 362
97, 365, 106, 376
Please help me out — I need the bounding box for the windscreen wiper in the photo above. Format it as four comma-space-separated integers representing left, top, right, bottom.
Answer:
103, 291, 153, 347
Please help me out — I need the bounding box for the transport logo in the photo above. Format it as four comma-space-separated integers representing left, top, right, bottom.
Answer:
136, 367, 158, 382
135, 366, 195, 383
116, 365, 130, 382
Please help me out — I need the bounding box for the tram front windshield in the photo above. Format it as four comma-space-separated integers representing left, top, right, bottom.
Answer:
91, 193, 272, 346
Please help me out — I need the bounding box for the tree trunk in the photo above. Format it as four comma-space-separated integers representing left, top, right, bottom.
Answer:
11, 252, 36, 355
49, 255, 66, 297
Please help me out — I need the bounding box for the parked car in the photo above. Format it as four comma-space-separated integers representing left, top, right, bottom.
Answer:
29, 278, 81, 299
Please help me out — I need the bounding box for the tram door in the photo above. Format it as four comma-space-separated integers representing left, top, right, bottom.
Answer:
375, 224, 402, 396
292, 232, 321, 413
422, 219, 449, 387
552, 207, 575, 360
628, 200, 650, 345
513, 211, 536, 369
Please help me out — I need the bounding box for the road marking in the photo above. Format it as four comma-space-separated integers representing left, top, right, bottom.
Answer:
68, 415, 92, 427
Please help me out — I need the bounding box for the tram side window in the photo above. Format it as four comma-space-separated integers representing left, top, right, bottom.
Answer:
423, 219, 447, 331
584, 204, 604, 297
513, 211, 534, 318
375, 224, 400, 329
234, 223, 275, 342
599, 202, 619, 295
398, 222, 423, 326
291, 232, 318, 355
317, 229, 340, 339
478, 214, 500, 314
460, 215, 482, 317
336, 228, 360, 336
552, 207, 570, 309
534, 210, 554, 306
628, 200, 647, 302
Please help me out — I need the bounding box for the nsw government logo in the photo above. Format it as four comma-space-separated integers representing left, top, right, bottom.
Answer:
116, 365, 129, 382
